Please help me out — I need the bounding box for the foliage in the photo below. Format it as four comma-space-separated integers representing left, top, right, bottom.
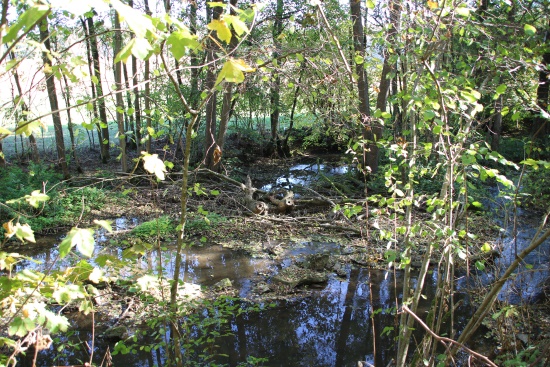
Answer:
131, 215, 176, 240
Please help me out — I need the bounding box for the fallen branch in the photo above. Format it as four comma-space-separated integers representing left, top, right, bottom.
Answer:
402, 305, 497, 367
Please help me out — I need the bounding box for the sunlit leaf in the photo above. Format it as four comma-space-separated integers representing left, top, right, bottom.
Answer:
59, 228, 95, 258
132, 38, 153, 60
208, 19, 232, 43
0, 127, 12, 135
496, 84, 507, 94
8, 317, 34, 337
15, 120, 42, 137
366, 0, 375, 9
143, 153, 167, 180
93, 220, 112, 233
88, 268, 103, 284
24, 190, 49, 208
167, 29, 200, 60
14, 223, 35, 243
215, 58, 255, 85
114, 38, 135, 63
455, 6, 471, 17
111, 0, 155, 39
524, 24, 536, 36
481, 243, 492, 253
224, 15, 248, 36
3, 5, 50, 44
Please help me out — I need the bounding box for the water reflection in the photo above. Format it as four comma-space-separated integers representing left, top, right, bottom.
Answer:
261, 162, 350, 192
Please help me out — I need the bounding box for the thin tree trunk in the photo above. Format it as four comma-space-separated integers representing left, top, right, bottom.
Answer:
204, 5, 222, 169
490, 94, 503, 151
87, 14, 110, 162
39, 19, 69, 179
61, 73, 83, 173
532, 19, 550, 140
269, 0, 284, 152
131, 54, 142, 150
213, 0, 239, 171
11, 56, 39, 163
144, 0, 152, 153
122, 62, 136, 149
350, 0, 374, 173
81, 17, 100, 151
113, 9, 128, 172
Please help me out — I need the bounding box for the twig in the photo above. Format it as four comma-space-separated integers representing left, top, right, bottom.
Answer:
402, 305, 497, 367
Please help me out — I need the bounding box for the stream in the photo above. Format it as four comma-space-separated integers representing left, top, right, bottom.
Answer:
14, 162, 550, 367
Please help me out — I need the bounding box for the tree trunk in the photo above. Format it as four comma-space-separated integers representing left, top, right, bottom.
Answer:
213, 0, 239, 172
269, 0, 284, 153
87, 14, 110, 163
113, 9, 128, 172
0, 140, 4, 166
39, 19, 69, 179
490, 94, 503, 151
350, 0, 374, 173
81, 17, 100, 151
204, 5, 222, 170
129, 0, 142, 151
61, 74, 83, 173
122, 62, 135, 149
532, 19, 550, 140
144, 0, 152, 153
12, 56, 39, 163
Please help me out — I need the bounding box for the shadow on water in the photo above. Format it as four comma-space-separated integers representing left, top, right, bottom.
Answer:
18, 229, 473, 367
13, 173, 549, 366
483, 187, 550, 303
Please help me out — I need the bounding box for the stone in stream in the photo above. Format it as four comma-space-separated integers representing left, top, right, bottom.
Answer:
272, 265, 328, 288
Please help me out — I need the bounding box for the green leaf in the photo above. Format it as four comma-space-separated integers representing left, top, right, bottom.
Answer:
24, 190, 49, 208
354, 55, 364, 64
88, 268, 103, 284
3, 5, 50, 44
481, 242, 492, 253
114, 38, 135, 63
496, 84, 507, 94
136, 275, 158, 291
524, 24, 536, 36
167, 29, 200, 60
207, 19, 232, 43
0, 126, 12, 135
475, 260, 485, 271
215, 58, 255, 85
224, 15, 248, 36
111, 0, 155, 39
8, 317, 34, 337
15, 120, 42, 137
455, 6, 470, 17
93, 220, 112, 232
366, 0, 375, 9
132, 38, 153, 60
142, 153, 167, 180
59, 228, 95, 258
14, 223, 35, 243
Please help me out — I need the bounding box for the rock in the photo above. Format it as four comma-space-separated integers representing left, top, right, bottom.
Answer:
296, 253, 334, 271
103, 325, 128, 341
333, 262, 348, 277
255, 282, 271, 294
516, 333, 529, 346
272, 265, 328, 288
213, 278, 232, 290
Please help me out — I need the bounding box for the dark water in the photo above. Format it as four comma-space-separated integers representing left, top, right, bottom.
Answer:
12, 165, 550, 367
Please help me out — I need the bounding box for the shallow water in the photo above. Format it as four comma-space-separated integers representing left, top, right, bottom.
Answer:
12, 176, 550, 366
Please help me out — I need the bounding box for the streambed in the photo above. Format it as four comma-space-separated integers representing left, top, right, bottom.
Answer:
11, 162, 550, 366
